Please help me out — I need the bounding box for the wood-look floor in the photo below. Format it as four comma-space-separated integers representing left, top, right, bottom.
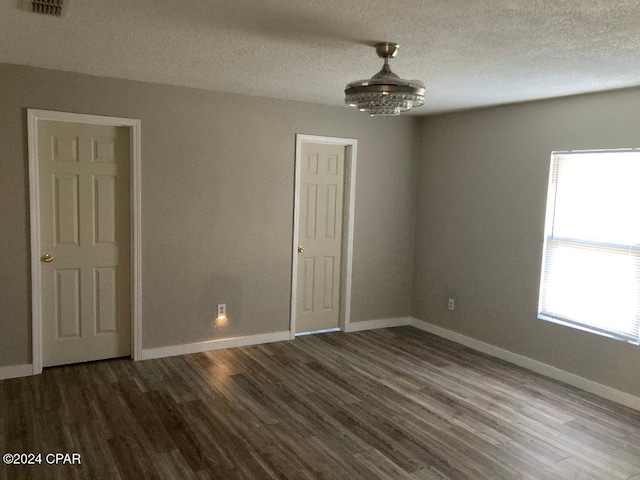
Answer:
2, 327, 640, 480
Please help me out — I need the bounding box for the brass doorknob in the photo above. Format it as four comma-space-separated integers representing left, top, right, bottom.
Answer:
297, 246, 304, 253
41, 254, 53, 263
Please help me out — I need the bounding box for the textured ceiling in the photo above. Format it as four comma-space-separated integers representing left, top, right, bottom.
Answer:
1, 0, 640, 114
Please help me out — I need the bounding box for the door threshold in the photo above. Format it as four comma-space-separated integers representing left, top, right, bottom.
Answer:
295, 327, 341, 337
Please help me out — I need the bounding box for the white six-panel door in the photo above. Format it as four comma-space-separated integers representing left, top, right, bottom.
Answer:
295, 143, 346, 333
39, 121, 131, 367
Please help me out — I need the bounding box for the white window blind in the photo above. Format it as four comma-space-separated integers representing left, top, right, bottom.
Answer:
538, 150, 640, 344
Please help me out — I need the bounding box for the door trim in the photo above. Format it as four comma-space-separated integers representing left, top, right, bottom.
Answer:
27, 109, 142, 374
290, 134, 357, 338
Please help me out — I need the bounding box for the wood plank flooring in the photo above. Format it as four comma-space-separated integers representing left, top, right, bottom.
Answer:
2, 326, 640, 479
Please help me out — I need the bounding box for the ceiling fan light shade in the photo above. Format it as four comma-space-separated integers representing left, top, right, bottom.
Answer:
345, 42, 425, 116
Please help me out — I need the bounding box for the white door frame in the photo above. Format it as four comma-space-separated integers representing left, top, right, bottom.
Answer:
27, 109, 142, 374
290, 134, 357, 338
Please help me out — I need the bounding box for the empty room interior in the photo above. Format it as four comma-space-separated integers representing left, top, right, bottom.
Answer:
1, 1, 640, 479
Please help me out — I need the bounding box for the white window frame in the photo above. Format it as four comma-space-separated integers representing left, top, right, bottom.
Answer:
538, 149, 640, 345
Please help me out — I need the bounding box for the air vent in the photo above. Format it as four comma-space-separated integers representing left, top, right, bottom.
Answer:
25, 0, 68, 17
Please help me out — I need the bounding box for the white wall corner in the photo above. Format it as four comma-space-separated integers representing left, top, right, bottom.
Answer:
409, 317, 640, 412
140, 330, 292, 361
345, 317, 413, 332
0, 364, 34, 380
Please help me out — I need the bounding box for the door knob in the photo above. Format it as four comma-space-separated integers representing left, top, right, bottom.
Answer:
41, 254, 53, 263
297, 246, 304, 253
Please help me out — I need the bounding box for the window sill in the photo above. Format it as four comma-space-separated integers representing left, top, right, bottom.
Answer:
537, 314, 639, 345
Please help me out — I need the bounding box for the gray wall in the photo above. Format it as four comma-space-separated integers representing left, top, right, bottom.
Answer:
0, 63, 417, 366
413, 88, 640, 397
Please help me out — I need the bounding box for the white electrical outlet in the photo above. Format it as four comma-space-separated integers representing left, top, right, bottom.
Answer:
448, 298, 455, 311
217, 303, 226, 318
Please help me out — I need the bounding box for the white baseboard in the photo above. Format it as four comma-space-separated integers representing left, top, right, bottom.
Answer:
345, 317, 412, 332
140, 330, 291, 361
409, 317, 640, 412
0, 364, 34, 380
7, 317, 638, 412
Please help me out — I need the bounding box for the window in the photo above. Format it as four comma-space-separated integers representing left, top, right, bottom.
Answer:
538, 150, 640, 344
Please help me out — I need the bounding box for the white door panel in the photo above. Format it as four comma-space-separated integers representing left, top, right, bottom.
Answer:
39, 121, 131, 367
296, 143, 345, 333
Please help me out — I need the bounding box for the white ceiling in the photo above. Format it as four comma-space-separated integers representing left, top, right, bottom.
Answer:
2, 0, 640, 115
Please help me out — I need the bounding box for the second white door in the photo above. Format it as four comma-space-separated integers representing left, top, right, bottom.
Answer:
296, 142, 345, 333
